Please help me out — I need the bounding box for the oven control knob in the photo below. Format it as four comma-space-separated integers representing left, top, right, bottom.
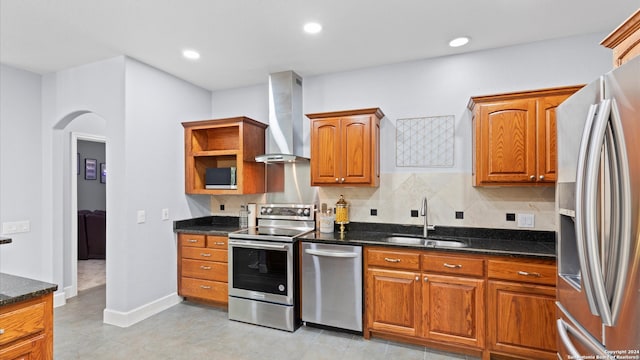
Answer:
266, 208, 273, 214
278, 284, 285, 292
297, 208, 304, 216
260, 207, 267, 215
303, 208, 310, 216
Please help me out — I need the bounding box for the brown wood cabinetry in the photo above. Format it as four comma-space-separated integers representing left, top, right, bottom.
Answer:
365, 248, 485, 353
487, 259, 557, 360
0, 293, 53, 360
468, 86, 582, 186
364, 246, 557, 360
177, 233, 228, 304
182, 117, 267, 195
307, 108, 383, 187
601, 9, 640, 68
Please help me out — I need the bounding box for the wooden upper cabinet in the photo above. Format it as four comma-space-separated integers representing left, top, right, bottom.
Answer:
307, 108, 383, 187
182, 117, 267, 195
601, 9, 640, 68
468, 86, 582, 186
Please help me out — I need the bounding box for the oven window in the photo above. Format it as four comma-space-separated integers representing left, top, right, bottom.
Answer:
232, 247, 288, 295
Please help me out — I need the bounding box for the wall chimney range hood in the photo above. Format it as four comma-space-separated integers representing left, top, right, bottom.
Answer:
255, 71, 308, 163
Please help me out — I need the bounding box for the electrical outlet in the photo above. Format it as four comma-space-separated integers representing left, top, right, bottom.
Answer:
370, 209, 377, 216
455, 211, 464, 219
137, 210, 146, 224
162, 208, 169, 220
506, 213, 516, 221
517, 213, 535, 228
220, 204, 225, 211
410, 210, 419, 217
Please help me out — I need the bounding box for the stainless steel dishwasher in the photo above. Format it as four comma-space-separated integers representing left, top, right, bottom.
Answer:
301, 242, 363, 332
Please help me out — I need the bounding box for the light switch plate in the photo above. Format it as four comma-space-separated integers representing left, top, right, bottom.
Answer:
162, 208, 169, 220
517, 213, 535, 228
137, 210, 146, 224
2, 221, 30, 234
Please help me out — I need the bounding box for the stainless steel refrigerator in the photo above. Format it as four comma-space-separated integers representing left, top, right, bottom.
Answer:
556, 57, 640, 358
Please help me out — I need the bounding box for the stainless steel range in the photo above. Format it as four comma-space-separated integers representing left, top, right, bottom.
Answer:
228, 203, 315, 332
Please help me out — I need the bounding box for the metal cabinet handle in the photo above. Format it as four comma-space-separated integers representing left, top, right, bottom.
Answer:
200, 253, 212, 257
199, 285, 211, 289
341, 177, 345, 183
539, 175, 545, 180
335, 178, 339, 182
529, 175, 535, 181
200, 266, 212, 270
517, 270, 541, 277
0, 328, 4, 335
384, 257, 401, 263
443, 263, 462, 269
187, 239, 199, 243
213, 242, 225, 245
415, 276, 419, 281
423, 276, 428, 282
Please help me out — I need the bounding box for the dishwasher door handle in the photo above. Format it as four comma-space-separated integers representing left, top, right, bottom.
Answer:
305, 249, 359, 258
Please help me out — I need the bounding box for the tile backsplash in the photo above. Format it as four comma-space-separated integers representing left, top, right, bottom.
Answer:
208, 170, 556, 231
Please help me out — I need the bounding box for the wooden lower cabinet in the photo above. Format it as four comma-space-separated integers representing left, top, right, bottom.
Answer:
422, 274, 484, 348
0, 293, 54, 360
366, 268, 421, 337
177, 233, 228, 305
364, 246, 557, 360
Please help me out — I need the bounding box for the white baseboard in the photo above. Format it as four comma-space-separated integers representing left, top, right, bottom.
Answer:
53, 290, 67, 308
103, 292, 182, 328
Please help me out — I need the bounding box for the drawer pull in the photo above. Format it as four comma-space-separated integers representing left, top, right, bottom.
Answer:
424, 276, 429, 282
384, 257, 401, 263
443, 263, 462, 269
200, 253, 212, 257
518, 270, 541, 277
187, 239, 199, 243
200, 266, 212, 270
199, 285, 211, 289
0, 328, 4, 335
214, 242, 226, 246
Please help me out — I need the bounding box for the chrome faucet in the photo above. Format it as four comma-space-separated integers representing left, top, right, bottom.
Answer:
421, 197, 429, 238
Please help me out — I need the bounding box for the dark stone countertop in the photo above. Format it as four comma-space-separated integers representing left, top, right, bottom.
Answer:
174, 216, 556, 259
0, 273, 58, 307
0, 236, 12, 245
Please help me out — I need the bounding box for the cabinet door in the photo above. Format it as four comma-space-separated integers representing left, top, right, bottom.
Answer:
422, 274, 484, 348
311, 118, 341, 185
477, 99, 537, 184
536, 94, 569, 183
341, 115, 372, 185
366, 268, 421, 337
487, 280, 557, 359
0, 334, 47, 360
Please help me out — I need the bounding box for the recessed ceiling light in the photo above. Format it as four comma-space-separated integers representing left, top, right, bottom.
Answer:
182, 49, 201, 60
449, 37, 470, 48
303, 22, 322, 34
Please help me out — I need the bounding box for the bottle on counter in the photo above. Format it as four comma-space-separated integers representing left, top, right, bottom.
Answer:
239, 205, 248, 228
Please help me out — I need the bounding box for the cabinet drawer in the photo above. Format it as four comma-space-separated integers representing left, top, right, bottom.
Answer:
206, 235, 227, 249
182, 259, 228, 282
367, 248, 420, 270
182, 247, 227, 263
0, 301, 45, 346
179, 233, 206, 248
422, 254, 484, 277
180, 277, 228, 303
488, 259, 556, 286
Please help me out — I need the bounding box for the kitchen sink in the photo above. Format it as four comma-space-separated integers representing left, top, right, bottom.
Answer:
383, 236, 467, 248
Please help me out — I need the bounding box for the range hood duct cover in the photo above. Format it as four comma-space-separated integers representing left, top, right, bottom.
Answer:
255, 70, 308, 163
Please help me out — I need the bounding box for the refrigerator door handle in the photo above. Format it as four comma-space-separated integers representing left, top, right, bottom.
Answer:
584, 99, 617, 326
556, 318, 613, 359
574, 103, 600, 314
607, 99, 632, 325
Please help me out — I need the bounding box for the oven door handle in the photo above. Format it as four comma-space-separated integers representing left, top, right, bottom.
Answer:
305, 249, 358, 258
228, 240, 287, 250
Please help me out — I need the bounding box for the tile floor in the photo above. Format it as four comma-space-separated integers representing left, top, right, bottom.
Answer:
54, 286, 480, 359
77, 259, 106, 291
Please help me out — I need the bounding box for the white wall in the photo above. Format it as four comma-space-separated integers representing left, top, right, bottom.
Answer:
210, 33, 613, 230
0, 65, 45, 279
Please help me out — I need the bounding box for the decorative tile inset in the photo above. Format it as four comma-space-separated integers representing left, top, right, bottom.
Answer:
396, 115, 454, 167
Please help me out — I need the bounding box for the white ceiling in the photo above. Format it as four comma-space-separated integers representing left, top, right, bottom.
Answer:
1, 1, 638, 91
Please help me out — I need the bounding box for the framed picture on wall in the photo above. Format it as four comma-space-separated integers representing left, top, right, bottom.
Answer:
100, 163, 106, 184
85, 158, 97, 180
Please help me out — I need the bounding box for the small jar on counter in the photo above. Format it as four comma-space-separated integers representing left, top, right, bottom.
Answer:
335, 195, 349, 224
319, 210, 335, 233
